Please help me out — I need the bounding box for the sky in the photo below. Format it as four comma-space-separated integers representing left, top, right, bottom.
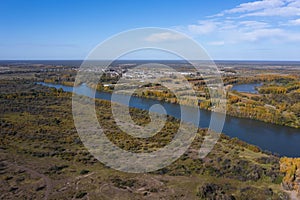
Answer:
1, 0, 300, 60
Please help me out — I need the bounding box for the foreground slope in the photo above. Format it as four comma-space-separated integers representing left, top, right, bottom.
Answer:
0, 80, 289, 199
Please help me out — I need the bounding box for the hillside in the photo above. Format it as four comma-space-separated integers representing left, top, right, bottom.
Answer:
0, 79, 290, 199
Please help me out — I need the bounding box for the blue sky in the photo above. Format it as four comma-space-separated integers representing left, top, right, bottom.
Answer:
1, 0, 300, 60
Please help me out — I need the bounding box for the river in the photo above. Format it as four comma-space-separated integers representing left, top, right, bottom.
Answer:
38, 82, 300, 157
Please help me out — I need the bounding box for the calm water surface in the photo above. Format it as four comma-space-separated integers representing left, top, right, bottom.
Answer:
38, 82, 300, 157
231, 83, 262, 94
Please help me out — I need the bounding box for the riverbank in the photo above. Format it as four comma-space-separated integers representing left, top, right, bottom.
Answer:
38, 81, 300, 157
43, 79, 300, 129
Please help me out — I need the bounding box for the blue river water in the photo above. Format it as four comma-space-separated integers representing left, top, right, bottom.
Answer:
38, 82, 300, 157
231, 83, 262, 94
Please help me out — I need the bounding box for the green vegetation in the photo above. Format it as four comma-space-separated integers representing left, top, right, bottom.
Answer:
227, 75, 300, 128
0, 79, 289, 199
40, 68, 300, 128
280, 158, 300, 192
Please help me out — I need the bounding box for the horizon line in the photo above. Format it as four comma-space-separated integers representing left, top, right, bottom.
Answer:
1, 59, 300, 62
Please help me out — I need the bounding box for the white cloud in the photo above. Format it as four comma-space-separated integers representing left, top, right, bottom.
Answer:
144, 32, 184, 42
187, 20, 218, 35
287, 18, 300, 25
241, 28, 285, 41
242, 6, 300, 17
237, 27, 300, 42
220, 0, 300, 17
239, 21, 270, 29
225, 0, 285, 14
180, 0, 300, 60
182, 0, 300, 44
208, 41, 225, 46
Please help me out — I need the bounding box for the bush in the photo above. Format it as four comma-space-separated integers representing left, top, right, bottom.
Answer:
79, 169, 89, 175
75, 191, 87, 198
